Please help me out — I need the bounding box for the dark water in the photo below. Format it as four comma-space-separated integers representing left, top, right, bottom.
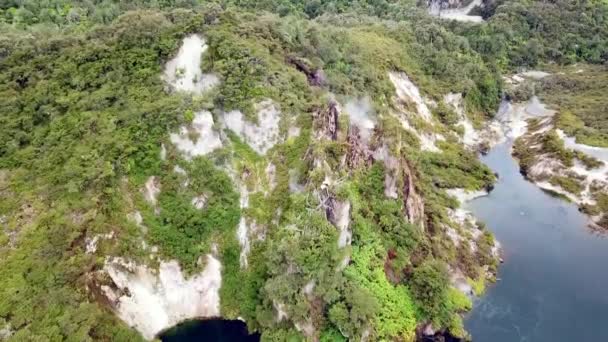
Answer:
465, 143, 608, 341
159, 319, 260, 342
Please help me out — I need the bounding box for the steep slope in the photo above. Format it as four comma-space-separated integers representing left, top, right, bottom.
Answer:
0, 7, 505, 341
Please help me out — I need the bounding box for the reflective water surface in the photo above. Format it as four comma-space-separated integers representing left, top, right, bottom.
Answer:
159, 319, 260, 342
465, 143, 608, 341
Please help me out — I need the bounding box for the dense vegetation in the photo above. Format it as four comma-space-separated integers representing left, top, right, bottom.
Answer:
539, 65, 608, 147
463, 0, 608, 67
0, 0, 607, 341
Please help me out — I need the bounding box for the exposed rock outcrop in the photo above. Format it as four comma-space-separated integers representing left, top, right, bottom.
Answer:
314, 100, 340, 141
100, 256, 222, 340
0, 324, 13, 340
170, 111, 223, 158
143, 176, 161, 206
514, 113, 608, 228
444, 93, 481, 149
320, 178, 353, 249
427, 0, 484, 23
346, 125, 373, 169
401, 158, 426, 230
388, 72, 443, 152
222, 100, 282, 155
287, 56, 327, 87
162, 34, 219, 94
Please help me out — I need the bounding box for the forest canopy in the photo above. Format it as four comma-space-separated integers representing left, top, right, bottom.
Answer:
0, 0, 606, 341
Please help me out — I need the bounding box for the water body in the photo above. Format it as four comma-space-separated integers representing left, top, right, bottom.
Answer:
465, 143, 608, 341
159, 319, 260, 342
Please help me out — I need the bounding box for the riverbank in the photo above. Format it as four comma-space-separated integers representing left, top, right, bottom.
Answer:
464, 142, 608, 341
472, 70, 608, 230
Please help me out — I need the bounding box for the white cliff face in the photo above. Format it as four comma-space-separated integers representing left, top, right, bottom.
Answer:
449, 267, 475, 297
372, 144, 426, 229
446, 188, 501, 294
295, 320, 316, 338
170, 111, 223, 158
446, 188, 489, 204
429, 0, 484, 23
374, 145, 400, 199
222, 100, 281, 155
143, 176, 161, 206
334, 201, 352, 248
479, 96, 556, 148
389, 72, 433, 123
288, 126, 301, 138
103, 256, 222, 340
236, 185, 251, 269
231, 174, 264, 269
99, 34, 226, 341
85, 231, 115, 254
444, 93, 480, 148
162, 34, 219, 94
160, 144, 167, 161
273, 301, 289, 322
388, 72, 443, 152
191, 195, 207, 210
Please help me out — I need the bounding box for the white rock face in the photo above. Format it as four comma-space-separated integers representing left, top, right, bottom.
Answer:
103, 256, 222, 340
446, 188, 501, 256
85, 232, 115, 254
273, 301, 289, 322
191, 195, 207, 210
446, 188, 489, 205
288, 126, 301, 138
388, 72, 442, 152
160, 144, 167, 161
429, 0, 484, 23
449, 267, 474, 297
334, 201, 352, 248
295, 319, 315, 338
143, 176, 161, 206
373, 145, 400, 199
520, 70, 551, 79
444, 93, 480, 148
518, 115, 608, 210
237, 184, 250, 268
236, 218, 251, 268
303, 280, 316, 296
491, 96, 556, 142
223, 100, 281, 154
235, 183, 255, 268
0, 324, 12, 340
162, 34, 219, 94
170, 111, 223, 159
389, 72, 433, 123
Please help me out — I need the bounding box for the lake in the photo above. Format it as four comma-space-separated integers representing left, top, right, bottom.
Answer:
465, 143, 608, 341
159, 319, 260, 342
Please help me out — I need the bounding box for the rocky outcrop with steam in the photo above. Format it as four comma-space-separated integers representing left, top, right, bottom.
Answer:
426, 0, 485, 23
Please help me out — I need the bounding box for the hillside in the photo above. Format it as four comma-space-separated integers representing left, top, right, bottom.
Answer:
0, 1, 607, 341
